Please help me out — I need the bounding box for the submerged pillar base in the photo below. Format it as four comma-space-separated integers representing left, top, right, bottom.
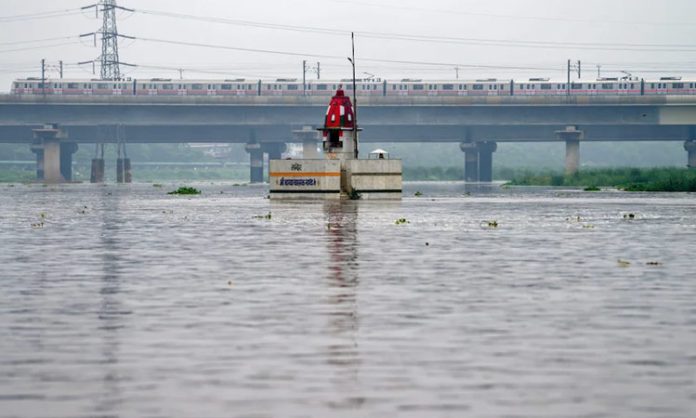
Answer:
685, 140, 696, 169
478, 141, 498, 182
116, 158, 132, 183
460, 143, 480, 182
245, 143, 263, 183
91, 159, 105, 183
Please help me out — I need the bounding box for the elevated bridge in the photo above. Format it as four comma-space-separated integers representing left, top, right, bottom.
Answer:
1, 94, 695, 182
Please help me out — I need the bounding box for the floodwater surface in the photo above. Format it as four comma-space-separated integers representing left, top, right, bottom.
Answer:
1, 182, 695, 418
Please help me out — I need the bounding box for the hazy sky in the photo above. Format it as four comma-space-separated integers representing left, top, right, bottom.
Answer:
2, 0, 696, 89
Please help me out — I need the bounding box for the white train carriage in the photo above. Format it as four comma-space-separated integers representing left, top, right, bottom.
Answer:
386, 79, 511, 97
12, 78, 133, 95
261, 79, 305, 96
515, 78, 566, 96
643, 78, 696, 95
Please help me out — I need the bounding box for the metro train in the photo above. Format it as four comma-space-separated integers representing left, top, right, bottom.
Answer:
11, 76, 696, 97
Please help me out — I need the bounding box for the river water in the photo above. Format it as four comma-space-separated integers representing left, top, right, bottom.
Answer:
1, 182, 695, 418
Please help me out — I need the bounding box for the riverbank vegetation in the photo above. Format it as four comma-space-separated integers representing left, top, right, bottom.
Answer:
506, 168, 696, 192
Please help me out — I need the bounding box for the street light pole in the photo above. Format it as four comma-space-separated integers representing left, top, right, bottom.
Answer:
348, 32, 358, 159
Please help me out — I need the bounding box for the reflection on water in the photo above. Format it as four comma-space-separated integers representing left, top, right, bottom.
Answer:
324, 202, 363, 410
95, 190, 125, 415
0, 182, 695, 418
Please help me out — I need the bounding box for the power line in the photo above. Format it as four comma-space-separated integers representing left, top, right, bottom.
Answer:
0, 36, 77, 47
0, 8, 83, 23
133, 8, 696, 52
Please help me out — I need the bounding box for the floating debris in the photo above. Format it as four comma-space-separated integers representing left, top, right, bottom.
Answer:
582, 224, 595, 229
349, 189, 362, 200
623, 213, 636, 220
168, 187, 201, 195
425, 242, 430, 246
153, 184, 163, 188
253, 212, 272, 220
485, 220, 499, 228
414, 191, 423, 197
395, 218, 409, 225
617, 259, 631, 267
646, 261, 663, 266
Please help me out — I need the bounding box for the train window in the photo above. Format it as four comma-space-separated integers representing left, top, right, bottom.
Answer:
346, 85, 353, 90
162, 84, 175, 90
443, 84, 454, 90
287, 85, 299, 90
221, 84, 232, 90
67, 83, 78, 89
96, 83, 107, 89
601, 83, 612, 89
541, 84, 552, 90
392, 85, 397, 90
519, 84, 525, 90
412, 84, 424, 90
673, 83, 684, 89
501, 85, 506, 90
191, 84, 204, 90
317, 84, 328, 90
473, 84, 484, 90
571, 83, 583, 89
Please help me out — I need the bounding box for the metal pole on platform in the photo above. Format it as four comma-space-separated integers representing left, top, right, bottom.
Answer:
348, 32, 358, 159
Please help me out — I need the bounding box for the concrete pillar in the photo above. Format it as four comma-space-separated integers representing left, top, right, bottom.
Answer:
556, 126, 584, 175
478, 141, 498, 182
685, 140, 696, 169
293, 126, 321, 159
43, 141, 62, 183
30, 143, 44, 180
91, 143, 105, 183
245, 143, 263, 183
32, 124, 67, 183
91, 159, 105, 183
116, 159, 132, 183
263, 142, 287, 161
60, 142, 78, 182
459, 142, 479, 182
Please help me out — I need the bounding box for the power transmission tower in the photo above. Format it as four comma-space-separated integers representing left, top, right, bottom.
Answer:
81, 0, 134, 80
100, 0, 121, 79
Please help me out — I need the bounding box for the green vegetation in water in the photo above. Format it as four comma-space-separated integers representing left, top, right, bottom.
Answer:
414, 191, 423, 197
349, 189, 362, 200
253, 212, 272, 220
395, 218, 409, 225
584, 186, 601, 192
485, 220, 499, 228
506, 168, 696, 192
153, 183, 163, 188
168, 186, 201, 195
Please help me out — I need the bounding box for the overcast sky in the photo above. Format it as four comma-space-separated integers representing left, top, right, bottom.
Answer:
2, 0, 696, 89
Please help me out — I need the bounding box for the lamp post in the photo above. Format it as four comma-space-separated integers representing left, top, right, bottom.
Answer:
348, 32, 358, 159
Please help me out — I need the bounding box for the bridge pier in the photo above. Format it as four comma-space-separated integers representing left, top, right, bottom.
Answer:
685, 141, 696, 168
60, 142, 78, 182
478, 141, 498, 182
263, 142, 287, 161
32, 124, 68, 183
293, 125, 321, 159
116, 142, 132, 183
30, 142, 44, 180
245, 143, 264, 183
556, 126, 584, 175
91, 144, 105, 183
459, 142, 479, 182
